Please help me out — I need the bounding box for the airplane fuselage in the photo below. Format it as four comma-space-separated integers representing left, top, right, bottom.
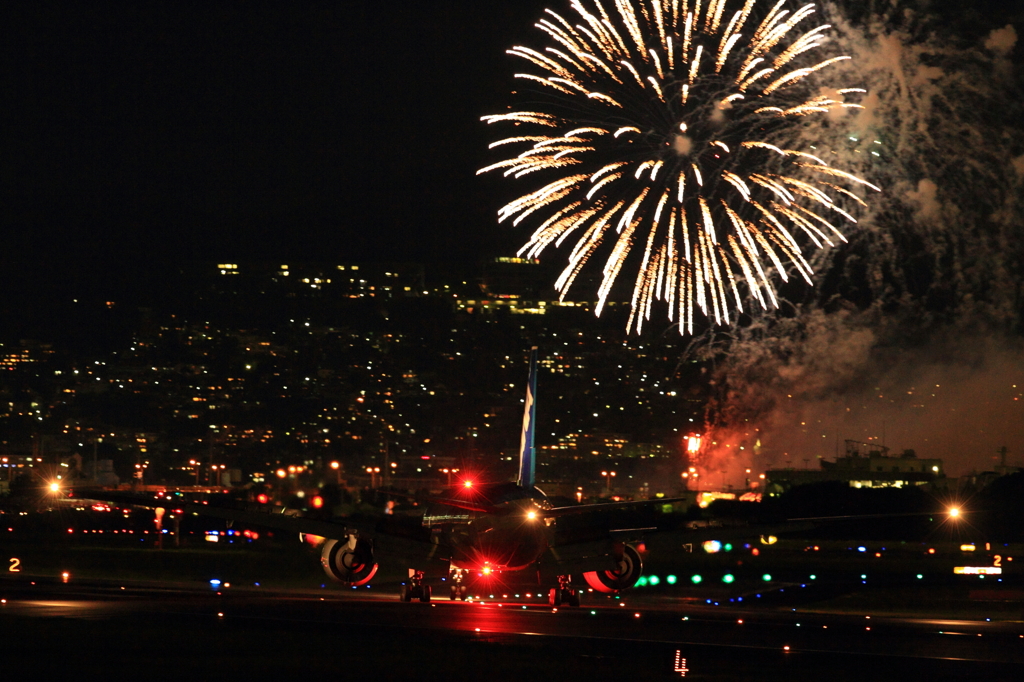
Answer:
422, 484, 551, 572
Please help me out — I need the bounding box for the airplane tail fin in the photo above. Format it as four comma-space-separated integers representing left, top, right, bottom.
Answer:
516, 347, 538, 489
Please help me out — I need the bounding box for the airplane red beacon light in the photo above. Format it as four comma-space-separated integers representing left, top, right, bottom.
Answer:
311, 496, 324, 509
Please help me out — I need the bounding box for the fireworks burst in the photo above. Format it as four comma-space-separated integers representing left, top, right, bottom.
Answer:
479, 0, 879, 334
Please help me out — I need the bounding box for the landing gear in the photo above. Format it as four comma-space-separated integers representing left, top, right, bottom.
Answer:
448, 568, 469, 601
548, 575, 581, 607
401, 569, 431, 603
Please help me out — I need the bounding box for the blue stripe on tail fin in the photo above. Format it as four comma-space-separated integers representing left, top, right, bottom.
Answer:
517, 347, 538, 489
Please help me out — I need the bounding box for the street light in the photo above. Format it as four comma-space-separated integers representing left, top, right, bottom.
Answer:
330, 461, 341, 485
366, 466, 380, 488
601, 470, 616, 491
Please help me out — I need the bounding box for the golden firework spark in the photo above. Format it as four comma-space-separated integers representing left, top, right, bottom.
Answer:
479, 0, 879, 334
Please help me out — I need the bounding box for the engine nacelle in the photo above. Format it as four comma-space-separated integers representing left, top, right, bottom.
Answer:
582, 543, 643, 593
321, 535, 378, 586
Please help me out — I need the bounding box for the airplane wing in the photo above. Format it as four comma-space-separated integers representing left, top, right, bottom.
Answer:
70, 489, 454, 576
544, 496, 690, 518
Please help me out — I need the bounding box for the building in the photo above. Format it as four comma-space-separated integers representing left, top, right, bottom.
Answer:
765, 441, 944, 495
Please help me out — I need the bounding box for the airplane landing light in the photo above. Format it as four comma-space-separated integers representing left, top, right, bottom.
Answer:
948, 507, 961, 518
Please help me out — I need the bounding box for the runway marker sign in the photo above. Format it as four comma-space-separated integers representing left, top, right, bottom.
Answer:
954, 566, 1002, 575
673, 650, 689, 677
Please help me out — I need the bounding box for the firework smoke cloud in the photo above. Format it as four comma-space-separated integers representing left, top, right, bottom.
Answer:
694, 1, 1024, 481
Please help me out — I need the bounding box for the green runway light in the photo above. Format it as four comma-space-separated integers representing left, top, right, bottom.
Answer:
691, 574, 703, 584
917, 574, 923, 579
762, 574, 772, 582
810, 574, 816, 580
649, 575, 660, 586
723, 574, 735, 584
724, 543, 733, 552
667, 575, 677, 585
636, 576, 648, 587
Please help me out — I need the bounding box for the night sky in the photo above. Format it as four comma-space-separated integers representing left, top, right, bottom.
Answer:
0, 1, 566, 276
0, 2, 1021, 473
0, 0, 1020, 287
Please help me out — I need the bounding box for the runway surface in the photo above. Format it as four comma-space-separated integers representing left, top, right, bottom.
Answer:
2, 575, 1021, 681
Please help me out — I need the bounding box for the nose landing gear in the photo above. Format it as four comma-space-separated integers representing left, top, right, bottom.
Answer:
548, 574, 580, 607
400, 569, 432, 603
448, 568, 469, 601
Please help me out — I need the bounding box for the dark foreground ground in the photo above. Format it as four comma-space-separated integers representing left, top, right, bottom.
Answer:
2, 573, 1021, 682
3, 524, 1022, 680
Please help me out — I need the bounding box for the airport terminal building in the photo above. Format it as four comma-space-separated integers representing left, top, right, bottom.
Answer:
764, 441, 944, 496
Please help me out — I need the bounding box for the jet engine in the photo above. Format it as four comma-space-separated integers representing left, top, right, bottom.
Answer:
582, 543, 643, 593
321, 535, 378, 586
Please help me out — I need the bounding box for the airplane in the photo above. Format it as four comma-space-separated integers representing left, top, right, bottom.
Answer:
72, 347, 686, 606
68, 348, 965, 605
